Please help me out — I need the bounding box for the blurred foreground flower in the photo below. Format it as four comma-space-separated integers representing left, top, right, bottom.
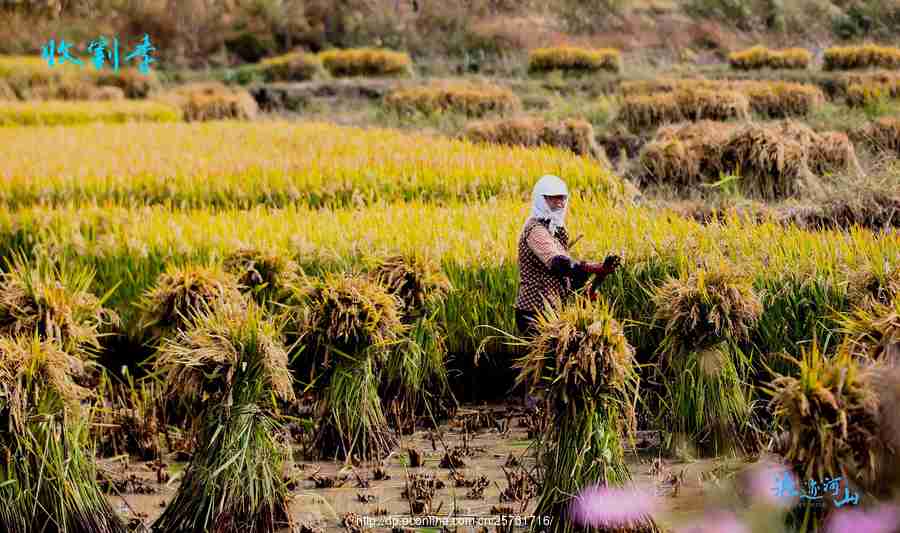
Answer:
569, 484, 660, 528
675, 510, 750, 533
738, 458, 801, 509
825, 504, 900, 533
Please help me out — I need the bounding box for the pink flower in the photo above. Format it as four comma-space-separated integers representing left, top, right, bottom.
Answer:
675, 511, 750, 533
569, 484, 659, 528
739, 459, 800, 509
825, 504, 900, 533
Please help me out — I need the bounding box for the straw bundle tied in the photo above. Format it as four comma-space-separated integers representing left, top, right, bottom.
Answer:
287, 272, 404, 460
223, 246, 302, 304
151, 301, 295, 533
0, 336, 128, 533
515, 297, 659, 533
653, 264, 761, 456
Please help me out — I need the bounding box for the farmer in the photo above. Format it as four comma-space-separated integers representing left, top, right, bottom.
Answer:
515, 174, 621, 338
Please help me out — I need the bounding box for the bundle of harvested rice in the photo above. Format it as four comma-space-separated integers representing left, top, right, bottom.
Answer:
384, 81, 521, 117
619, 89, 749, 131
463, 116, 606, 160
136, 264, 244, 343
320, 48, 412, 77
528, 46, 622, 74
514, 297, 660, 533
838, 297, 900, 366
0, 336, 128, 533
0, 254, 118, 358
287, 273, 404, 459
151, 302, 294, 533
847, 265, 900, 308
370, 254, 453, 427
824, 44, 900, 71
768, 346, 887, 530
653, 264, 761, 455
806, 131, 862, 177
845, 82, 900, 107
729, 46, 811, 70
256, 51, 322, 82
720, 123, 815, 199
743, 82, 824, 118
155, 82, 258, 121
223, 246, 301, 304
854, 117, 900, 153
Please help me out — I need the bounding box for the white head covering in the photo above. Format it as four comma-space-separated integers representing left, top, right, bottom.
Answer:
529, 174, 568, 234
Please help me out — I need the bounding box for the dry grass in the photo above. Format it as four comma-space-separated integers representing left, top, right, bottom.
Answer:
618, 89, 749, 131
463, 116, 606, 160
729, 46, 811, 70
384, 81, 521, 118
528, 46, 622, 74
155, 82, 258, 122
256, 51, 322, 82
824, 44, 900, 71
320, 48, 412, 78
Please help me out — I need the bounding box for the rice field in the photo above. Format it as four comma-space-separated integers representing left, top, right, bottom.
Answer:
2, 66, 900, 532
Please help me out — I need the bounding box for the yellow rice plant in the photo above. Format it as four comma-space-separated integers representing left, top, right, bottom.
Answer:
0, 100, 180, 126
618, 89, 749, 130
729, 46, 811, 70
384, 81, 521, 117
838, 296, 900, 366
155, 82, 258, 122
0, 80, 15, 100
319, 48, 412, 77
0, 55, 160, 99
528, 46, 622, 74
0, 121, 630, 208
825, 44, 900, 71
462, 116, 607, 160
854, 117, 900, 153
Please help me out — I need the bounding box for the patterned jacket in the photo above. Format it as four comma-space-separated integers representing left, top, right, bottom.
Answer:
515, 217, 573, 313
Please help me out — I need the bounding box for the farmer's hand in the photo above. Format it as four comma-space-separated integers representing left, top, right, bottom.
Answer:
602, 254, 622, 272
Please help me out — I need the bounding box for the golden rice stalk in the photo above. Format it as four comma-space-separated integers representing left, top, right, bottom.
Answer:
384, 81, 521, 117
767, 346, 885, 497
319, 48, 412, 77
223, 246, 301, 303
368, 254, 450, 319
514, 296, 639, 424
528, 46, 622, 74
137, 264, 245, 343
286, 272, 405, 381
155, 82, 257, 121
0, 254, 118, 358
837, 296, 900, 366
653, 263, 762, 354
463, 116, 606, 160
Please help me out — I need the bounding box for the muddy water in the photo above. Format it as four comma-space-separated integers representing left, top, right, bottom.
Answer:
107, 403, 755, 532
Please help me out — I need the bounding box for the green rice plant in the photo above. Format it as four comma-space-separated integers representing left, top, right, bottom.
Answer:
653, 263, 762, 456
136, 263, 245, 343
151, 301, 294, 533
223, 246, 302, 305
515, 296, 659, 533
0, 335, 128, 533
0, 253, 118, 358
0, 100, 180, 126
767, 345, 887, 531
